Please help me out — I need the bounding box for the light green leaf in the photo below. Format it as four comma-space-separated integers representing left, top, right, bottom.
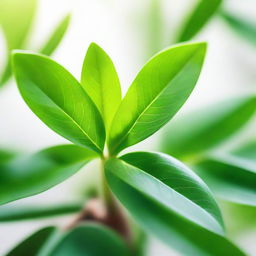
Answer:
105, 152, 244, 255
108, 42, 206, 155
0, 144, 97, 205
0, 202, 83, 221
0, 0, 37, 85
145, 0, 163, 57
232, 140, 256, 163
176, 0, 222, 42
40, 224, 130, 256
6, 226, 57, 256
39, 14, 71, 56
81, 43, 121, 132
161, 96, 256, 160
12, 52, 106, 153
195, 155, 256, 206
0, 148, 16, 163
220, 10, 256, 46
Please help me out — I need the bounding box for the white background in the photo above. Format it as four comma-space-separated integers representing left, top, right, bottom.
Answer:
0, 0, 255, 255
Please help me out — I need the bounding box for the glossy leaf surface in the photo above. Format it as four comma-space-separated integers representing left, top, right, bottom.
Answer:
220, 10, 256, 46
109, 42, 206, 155
42, 224, 130, 256
0, 144, 97, 205
0, 202, 83, 221
40, 14, 71, 55
105, 152, 245, 255
195, 155, 256, 206
6, 227, 57, 256
161, 96, 256, 160
0, 0, 36, 85
12, 52, 105, 153
81, 43, 121, 132
176, 0, 222, 42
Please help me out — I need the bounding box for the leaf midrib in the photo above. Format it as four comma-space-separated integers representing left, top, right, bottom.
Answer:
110, 47, 202, 154
110, 159, 224, 235
24, 81, 102, 153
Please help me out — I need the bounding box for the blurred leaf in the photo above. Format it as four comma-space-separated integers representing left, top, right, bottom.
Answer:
176, 0, 222, 42
232, 140, 256, 162
6, 226, 57, 256
39, 224, 131, 256
12, 52, 106, 154
39, 14, 71, 55
105, 152, 245, 255
220, 10, 256, 46
195, 155, 256, 206
0, 0, 36, 85
0, 144, 97, 205
161, 96, 256, 160
81, 43, 121, 132
0, 202, 83, 221
108, 42, 206, 155
0, 149, 16, 163
145, 0, 163, 57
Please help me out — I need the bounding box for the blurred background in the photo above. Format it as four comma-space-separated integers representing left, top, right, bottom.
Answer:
0, 0, 255, 255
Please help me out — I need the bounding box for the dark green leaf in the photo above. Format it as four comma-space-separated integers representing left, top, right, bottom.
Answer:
81, 43, 121, 132
195, 155, 256, 206
6, 226, 57, 256
0, 144, 97, 205
0, 202, 83, 221
39, 14, 71, 55
220, 10, 256, 46
0, 0, 37, 85
161, 96, 256, 160
108, 42, 206, 155
40, 224, 130, 256
176, 0, 222, 42
105, 152, 244, 255
12, 52, 106, 153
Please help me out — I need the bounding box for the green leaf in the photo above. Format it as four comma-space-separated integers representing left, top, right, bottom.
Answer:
161, 96, 256, 160
39, 14, 71, 56
220, 10, 256, 46
195, 155, 256, 206
108, 42, 206, 155
40, 224, 130, 256
0, 149, 16, 163
12, 52, 106, 153
0, 144, 97, 205
81, 43, 121, 132
232, 140, 256, 163
0, 202, 83, 221
6, 226, 57, 256
145, 0, 163, 57
105, 152, 244, 255
0, 0, 37, 86
176, 0, 222, 42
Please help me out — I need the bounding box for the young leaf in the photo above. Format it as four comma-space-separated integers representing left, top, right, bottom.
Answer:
39, 224, 130, 256
195, 155, 256, 206
39, 14, 71, 55
0, 0, 37, 85
6, 226, 57, 256
0, 144, 97, 205
105, 152, 245, 255
108, 42, 206, 155
161, 96, 256, 160
12, 52, 106, 153
176, 0, 223, 42
220, 10, 256, 46
0, 202, 83, 222
81, 43, 121, 132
